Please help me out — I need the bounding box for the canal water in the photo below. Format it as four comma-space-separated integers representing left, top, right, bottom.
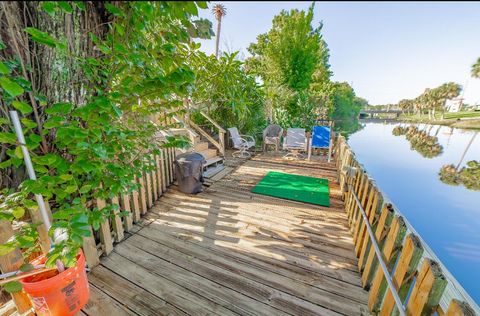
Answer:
347, 121, 480, 304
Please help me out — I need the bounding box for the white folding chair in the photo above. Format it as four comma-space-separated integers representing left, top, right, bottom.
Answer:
228, 127, 255, 158
283, 128, 307, 159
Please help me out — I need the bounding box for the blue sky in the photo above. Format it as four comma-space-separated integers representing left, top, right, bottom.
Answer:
196, 1, 480, 106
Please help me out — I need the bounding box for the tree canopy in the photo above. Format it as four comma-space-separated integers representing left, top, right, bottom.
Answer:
392, 82, 462, 119
245, 4, 335, 128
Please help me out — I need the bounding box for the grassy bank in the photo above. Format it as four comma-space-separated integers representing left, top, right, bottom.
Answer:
398, 111, 480, 130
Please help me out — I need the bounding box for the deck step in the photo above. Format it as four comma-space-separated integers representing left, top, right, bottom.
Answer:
204, 156, 223, 167
203, 163, 226, 179
195, 141, 209, 151
209, 166, 233, 181
199, 148, 217, 160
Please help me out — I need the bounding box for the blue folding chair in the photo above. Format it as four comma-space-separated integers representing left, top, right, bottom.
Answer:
308, 125, 333, 162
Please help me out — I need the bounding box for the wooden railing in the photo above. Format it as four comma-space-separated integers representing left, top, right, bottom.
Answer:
80, 146, 175, 268
198, 111, 226, 156
0, 140, 176, 314
183, 102, 226, 157
336, 135, 479, 316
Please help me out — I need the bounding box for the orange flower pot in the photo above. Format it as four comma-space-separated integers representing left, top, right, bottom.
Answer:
20, 250, 90, 316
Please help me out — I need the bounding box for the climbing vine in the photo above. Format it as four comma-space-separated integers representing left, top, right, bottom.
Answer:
0, 1, 208, 276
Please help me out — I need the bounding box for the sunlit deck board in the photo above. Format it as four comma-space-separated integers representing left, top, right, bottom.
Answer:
82, 153, 369, 316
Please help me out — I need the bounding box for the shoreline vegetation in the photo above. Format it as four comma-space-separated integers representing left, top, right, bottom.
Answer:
368, 111, 480, 130
400, 111, 480, 130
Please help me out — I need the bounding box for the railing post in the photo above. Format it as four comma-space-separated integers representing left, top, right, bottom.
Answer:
406, 259, 447, 315
368, 216, 407, 311
219, 130, 225, 156
445, 299, 475, 316
379, 234, 423, 316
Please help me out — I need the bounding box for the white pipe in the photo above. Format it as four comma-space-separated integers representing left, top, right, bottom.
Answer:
9, 111, 64, 272
9, 111, 52, 231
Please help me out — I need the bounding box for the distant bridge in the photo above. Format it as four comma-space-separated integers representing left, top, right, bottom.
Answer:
359, 109, 402, 118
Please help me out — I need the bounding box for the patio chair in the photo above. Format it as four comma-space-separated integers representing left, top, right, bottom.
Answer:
308, 125, 333, 162
228, 127, 256, 158
283, 128, 308, 159
262, 124, 283, 153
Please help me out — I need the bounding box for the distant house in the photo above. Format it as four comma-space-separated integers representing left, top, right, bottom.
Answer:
445, 97, 463, 112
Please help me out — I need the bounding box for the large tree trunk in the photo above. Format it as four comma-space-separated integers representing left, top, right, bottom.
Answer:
0, 1, 110, 189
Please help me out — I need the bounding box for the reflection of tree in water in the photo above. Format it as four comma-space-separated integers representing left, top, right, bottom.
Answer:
335, 118, 364, 139
439, 161, 480, 191
439, 133, 479, 191
392, 125, 443, 158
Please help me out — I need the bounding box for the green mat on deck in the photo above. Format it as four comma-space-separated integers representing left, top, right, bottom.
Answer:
251, 171, 330, 207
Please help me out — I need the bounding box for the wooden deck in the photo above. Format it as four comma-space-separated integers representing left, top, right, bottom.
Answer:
79, 153, 369, 316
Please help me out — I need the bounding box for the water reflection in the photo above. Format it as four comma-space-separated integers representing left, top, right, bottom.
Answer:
347, 122, 480, 304
392, 125, 479, 191
440, 132, 479, 191
334, 117, 363, 139
392, 125, 443, 158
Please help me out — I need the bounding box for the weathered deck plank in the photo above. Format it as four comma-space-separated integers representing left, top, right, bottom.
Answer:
84, 153, 368, 316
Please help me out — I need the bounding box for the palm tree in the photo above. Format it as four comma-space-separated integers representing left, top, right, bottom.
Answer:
471, 57, 480, 78
438, 82, 461, 119
212, 4, 226, 58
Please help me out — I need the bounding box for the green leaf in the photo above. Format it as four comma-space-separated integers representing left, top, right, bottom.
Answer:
21, 118, 37, 129
196, 1, 208, 9
0, 158, 13, 169
52, 209, 73, 220
45, 252, 60, 268
12, 207, 25, 219
24, 27, 58, 48
57, 1, 73, 13
0, 76, 24, 97
4, 281, 22, 293
41, 2, 57, 16
0, 132, 17, 145
14, 146, 23, 159
43, 117, 63, 129
105, 3, 123, 16
60, 174, 73, 181
0, 62, 9, 74
12, 100, 33, 115
79, 184, 92, 194
73, 1, 86, 10
185, 2, 198, 15
45, 102, 72, 115
65, 185, 77, 194
19, 263, 34, 272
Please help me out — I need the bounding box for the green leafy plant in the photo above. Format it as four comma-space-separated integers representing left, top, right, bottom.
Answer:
0, 2, 209, 286
190, 51, 265, 135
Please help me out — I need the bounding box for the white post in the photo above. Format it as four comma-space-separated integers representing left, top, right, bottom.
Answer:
9, 111, 64, 272
9, 111, 51, 231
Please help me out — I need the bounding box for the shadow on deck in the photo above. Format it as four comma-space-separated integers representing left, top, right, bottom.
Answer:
79, 153, 369, 316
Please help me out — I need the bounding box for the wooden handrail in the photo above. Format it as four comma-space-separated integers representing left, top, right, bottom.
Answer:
197, 110, 225, 156
182, 103, 225, 156
199, 111, 226, 133
186, 118, 223, 155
